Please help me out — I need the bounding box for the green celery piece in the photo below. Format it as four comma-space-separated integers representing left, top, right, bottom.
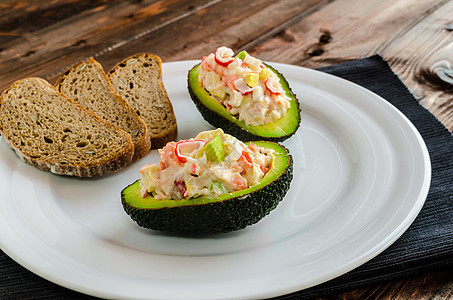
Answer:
201, 135, 225, 162
236, 50, 248, 60
209, 181, 227, 194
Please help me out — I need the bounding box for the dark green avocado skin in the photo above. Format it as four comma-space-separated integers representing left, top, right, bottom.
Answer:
121, 150, 293, 235
187, 63, 301, 142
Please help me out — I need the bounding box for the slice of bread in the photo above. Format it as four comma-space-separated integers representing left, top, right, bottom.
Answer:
108, 53, 177, 149
55, 58, 150, 162
0, 77, 134, 177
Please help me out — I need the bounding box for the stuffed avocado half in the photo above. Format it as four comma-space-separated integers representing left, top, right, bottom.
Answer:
188, 47, 301, 142
121, 129, 293, 234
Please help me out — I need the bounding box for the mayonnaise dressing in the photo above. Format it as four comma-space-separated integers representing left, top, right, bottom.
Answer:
139, 129, 274, 200
198, 46, 291, 126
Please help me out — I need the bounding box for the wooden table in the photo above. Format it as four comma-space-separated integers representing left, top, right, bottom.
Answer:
1, 0, 452, 299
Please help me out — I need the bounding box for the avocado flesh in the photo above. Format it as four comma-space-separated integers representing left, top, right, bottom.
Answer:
121, 141, 293, 234
187, 63, 301, 142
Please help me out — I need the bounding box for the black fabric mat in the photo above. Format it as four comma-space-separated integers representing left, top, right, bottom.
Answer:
277, 55, 453, 299
1, 55, 452, 299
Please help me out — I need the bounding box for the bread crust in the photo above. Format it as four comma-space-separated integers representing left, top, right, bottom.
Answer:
55, 58, 151, 162
2, 135, 134, 177
0, 77, 134, 177
108, 53, 178, 148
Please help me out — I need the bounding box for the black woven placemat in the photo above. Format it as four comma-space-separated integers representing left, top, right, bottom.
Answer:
276, 55, 453, 299
1, 55, 452, 299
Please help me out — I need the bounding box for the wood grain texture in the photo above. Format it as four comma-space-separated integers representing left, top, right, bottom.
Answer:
245, 0, 447, 65
0, 0, 214, 89
246, 0, 452, 131
95, 0, 327, 66
380, 0, 453, 131
320, 267, 453, 300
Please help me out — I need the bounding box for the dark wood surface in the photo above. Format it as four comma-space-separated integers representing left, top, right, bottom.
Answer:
1, 0, 452, 299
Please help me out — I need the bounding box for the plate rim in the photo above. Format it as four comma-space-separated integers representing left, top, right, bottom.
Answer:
0, 60, 431, 299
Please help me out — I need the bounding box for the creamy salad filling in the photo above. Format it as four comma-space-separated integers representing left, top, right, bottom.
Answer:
198, 46, 291, 126
139, 129, 275, 200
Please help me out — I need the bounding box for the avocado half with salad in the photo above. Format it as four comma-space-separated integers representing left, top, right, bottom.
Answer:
121, 129, 293, 234
188, 46, 301, 142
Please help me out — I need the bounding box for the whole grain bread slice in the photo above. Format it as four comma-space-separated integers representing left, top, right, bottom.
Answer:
55, 57, 150, 162
0, 77, 134, 177
108, 53, 177, 148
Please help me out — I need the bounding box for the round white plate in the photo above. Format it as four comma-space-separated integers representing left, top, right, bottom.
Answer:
0, 61, 430, 299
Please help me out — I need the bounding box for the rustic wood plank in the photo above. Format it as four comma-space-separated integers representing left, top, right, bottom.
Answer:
246, 0, 448, 66
0, 0, 124, 44
1, 0, 449, 124
0, 0, 218, 91
379, 0, 453, 131
93, 0, 328, 67
321, 267, 453, 299
245, 0, 452, 130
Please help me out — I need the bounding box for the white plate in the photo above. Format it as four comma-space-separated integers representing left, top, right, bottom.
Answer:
0, 61, 430, 299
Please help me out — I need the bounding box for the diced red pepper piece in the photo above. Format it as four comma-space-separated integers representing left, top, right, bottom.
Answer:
160, 142, 181, 170
231, 175, 248, 191
260, 165, 270, 174
174, 180, 187, 197
248, 142, 260, 152
237, 151, 253, 168
190, 163, 200, 175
